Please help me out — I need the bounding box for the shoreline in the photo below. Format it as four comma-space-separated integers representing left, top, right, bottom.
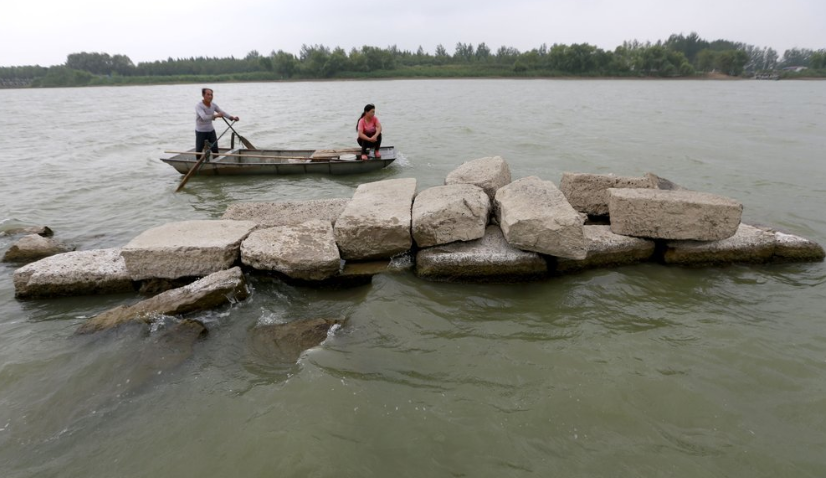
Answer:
2, 73, 824, 90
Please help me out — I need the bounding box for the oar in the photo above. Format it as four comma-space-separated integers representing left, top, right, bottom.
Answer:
222, 117, 256, 150
174, 122, 233, 192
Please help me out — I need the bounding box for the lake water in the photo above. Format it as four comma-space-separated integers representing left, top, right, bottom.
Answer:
1, 79, 825, 477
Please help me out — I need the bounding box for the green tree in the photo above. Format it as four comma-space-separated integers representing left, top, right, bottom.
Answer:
810, 50, 826, 69
781, 48, 813, 67
322, 47, 349, 77
454, 42, 474, 62
475, 42, 491, 62
271, 50, 298, 78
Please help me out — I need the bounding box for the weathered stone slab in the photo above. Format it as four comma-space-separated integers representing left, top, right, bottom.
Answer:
412, 184, 490, 248
13, 248, 134, 299
221, 198, 350, 227
559, 173, 656, 216
76, 267, 248, 334
121, 220, 257, 280
494, 176, 587, 260
241, 220, 341, 281
663, 224, 776, 265
416, 225, 547, 281
768, 229, 825, 262
608, 189, 742, 241
556, 226, 656, 273
3, 234, 74, 263
334, 178, 417, 260
445, 156, 512, 200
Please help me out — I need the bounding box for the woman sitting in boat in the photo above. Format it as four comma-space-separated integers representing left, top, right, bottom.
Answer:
356, 103, 382, 161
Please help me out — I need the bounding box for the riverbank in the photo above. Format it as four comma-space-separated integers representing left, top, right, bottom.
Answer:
0, 71, 774, 89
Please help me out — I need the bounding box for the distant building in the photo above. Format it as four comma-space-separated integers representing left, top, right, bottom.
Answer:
782, 66, 808, 72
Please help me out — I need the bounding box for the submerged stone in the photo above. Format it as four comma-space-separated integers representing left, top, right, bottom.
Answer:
247, 318, 345, 363
76, 267, 247, 334
3, 234, 74, 263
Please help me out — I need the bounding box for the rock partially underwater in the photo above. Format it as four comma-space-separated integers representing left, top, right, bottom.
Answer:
247, 318, 345, 363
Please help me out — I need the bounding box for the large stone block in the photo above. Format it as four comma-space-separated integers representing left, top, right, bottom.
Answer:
121, 220, 258, 280
334, 178, 417, 260
757, 227, 825, 262
608, 189, 742, 241
13, 248, 134, 299
241, 220, 341, 281
663, 224, 776, 265
559, 173, 656, 216
3, 234, 74, 263
556, 226, 656, 273
445, 156, 512, 200
221, 198, 350, 227
494, 176, 587, 260
416, 225, 547, 281
77, 267, 248, 334
412, 184, 490, 248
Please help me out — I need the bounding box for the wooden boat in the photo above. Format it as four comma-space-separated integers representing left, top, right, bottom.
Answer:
161, 145, 397, 176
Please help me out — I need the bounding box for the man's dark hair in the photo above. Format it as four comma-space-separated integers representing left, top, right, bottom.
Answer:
202, 88, 213, 96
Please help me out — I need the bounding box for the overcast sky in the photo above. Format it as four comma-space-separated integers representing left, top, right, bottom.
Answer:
2, 0, 824, 67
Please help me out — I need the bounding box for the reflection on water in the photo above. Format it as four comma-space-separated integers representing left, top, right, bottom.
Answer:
0, 80, 825, 477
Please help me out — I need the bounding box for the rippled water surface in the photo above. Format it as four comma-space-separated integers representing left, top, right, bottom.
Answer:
1, 80, 825, 477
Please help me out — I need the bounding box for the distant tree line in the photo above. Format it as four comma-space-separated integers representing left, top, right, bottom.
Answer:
2, 32, 824, 88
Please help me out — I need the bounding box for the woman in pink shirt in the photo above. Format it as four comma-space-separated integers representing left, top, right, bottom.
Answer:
356, 103, 382, 160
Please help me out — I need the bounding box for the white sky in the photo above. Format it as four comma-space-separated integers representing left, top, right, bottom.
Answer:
2, 0, 824, 67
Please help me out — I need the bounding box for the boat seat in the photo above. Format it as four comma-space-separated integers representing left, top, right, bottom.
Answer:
310, 148, 362, 162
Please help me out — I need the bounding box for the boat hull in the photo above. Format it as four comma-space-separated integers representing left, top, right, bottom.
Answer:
160, 146, 396, 176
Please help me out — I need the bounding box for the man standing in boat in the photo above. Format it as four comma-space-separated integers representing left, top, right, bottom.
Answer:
195, 88, 239, 156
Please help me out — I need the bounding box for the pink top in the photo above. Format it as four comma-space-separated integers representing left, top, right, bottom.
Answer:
358, 116, 380, 137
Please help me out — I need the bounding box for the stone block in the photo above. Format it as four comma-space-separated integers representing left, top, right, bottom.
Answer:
13, 248, 134, 299
334, 178, 416, 260
556, 226, 656, 273
221, 198, 350, 227
662, 223, 776, 265
121, 220, 257, 280
3, 234, 74, 263
445, 156, 512, 200
412, 184, 490, 248
416, 225, 547, 281
608, 188, 742, 240
241, 220, 341, 281
559, 172, 656, 216
77, 267, 248, 334
494, 176, 587, 260
768, 229, 825, 262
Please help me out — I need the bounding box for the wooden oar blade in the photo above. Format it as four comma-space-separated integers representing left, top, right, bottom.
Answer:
238, 135, 256, 150
175, 149, 210, 192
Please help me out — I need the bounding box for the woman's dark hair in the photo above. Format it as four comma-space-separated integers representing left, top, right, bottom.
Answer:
356, 103, 376, 130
